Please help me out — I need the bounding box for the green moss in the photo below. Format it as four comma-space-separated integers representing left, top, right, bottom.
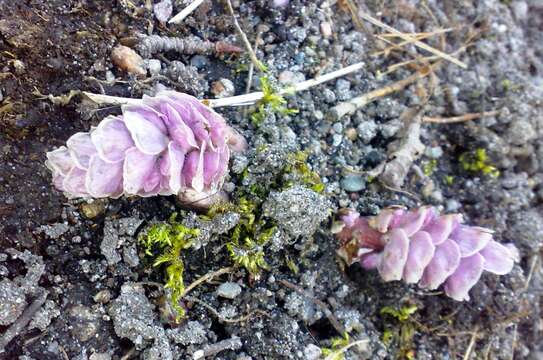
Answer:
423, 159, 437, 176
283, 151, 325, 193
251, 76, 298, 126
321, 332, 351, 360
380, 304, 418, 359
459, 148, 500, 178
444, 175, 454, 185
140, 214, 199, 319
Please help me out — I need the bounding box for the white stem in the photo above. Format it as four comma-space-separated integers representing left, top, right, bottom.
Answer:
168, 0, 205, 24
83, 61, 366, 108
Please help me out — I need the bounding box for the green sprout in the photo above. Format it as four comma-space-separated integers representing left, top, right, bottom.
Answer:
459, 148, 500, 178
422, 159, 438, 176
283, 151, 325, 193
380, 304, 418, 359
321, 332, 351, 360
140, 214, 200, 319
251, 76, 298, 126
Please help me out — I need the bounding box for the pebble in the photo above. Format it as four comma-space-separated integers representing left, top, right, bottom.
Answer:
80, 200, 107, 219
303, 344, 322, 360
153, 0, 172, 23
320, 22, 332, 38
332, 134, 343, 147
357, 120, 378, 143
217, 282, 242, 299
340, 174, 366, 192
322, 88, 336, 103
94, 289, 112, 304
345, 127, 357, 141
445, 199, 461, 212
425, 146, 443, 159
211, 78, 235, 98
332, 122, 343, 134
190, 55, 210, 70
507, 119, 536, 145
111, 45, 145, 76
147, 59, 162, 76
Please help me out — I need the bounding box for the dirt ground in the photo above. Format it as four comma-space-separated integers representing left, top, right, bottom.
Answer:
1, 0, 542, 359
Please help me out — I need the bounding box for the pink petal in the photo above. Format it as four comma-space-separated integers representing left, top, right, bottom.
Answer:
167, 141, 185, 194
225, 126, 247, 153
449, 225, 493, 257
397, 206, 434, 236
122, 148, 159, 196
403, 231, 435, 284
182, 143, 206, 192
341, 210, 360, 228
203, 149, 221, 187
479, 240, 516, 275
420, 239, 461, 290
369, 208, 405, 233
378, 228, 410, 281
422, 214, 462, 245
91, 115, 134, 163
360, 252, 382, 270
123, 104, 169, 155
46, 146, 74, 176
161, 102, 198, 152
85, 155, 123, 198
444, 253, 484, 301
67, 132, 97, 170
62, 167, 89, 197
52, 174, 65, 192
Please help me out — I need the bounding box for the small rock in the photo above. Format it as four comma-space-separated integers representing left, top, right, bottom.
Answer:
340, 174, 366, 192
123, 244, 140, 268
29, 300, 60, 331
322, 88, 336, 103
89, 353, 112, 360
36, 223, 69, 239
0, 279, 27, 325
147, 59, 162, 76
168, 321, 207, 345
69, 305, 100, 342
217, 282, 242, 299
332, 134, 342, 147
445, 199, 461, 212
345, 127, 357, 141
94, 289, 112, 304
425, 146, 443, 159
320, 22, 332, 38
304, 344, 322, 360
211, 78, 235, 98
111, 45, 146, 76
507, 119, 536, 146
153, 0, 172, 23
357, 120, 378, 143
80, 199, 107, 219
332, 122, 343, 134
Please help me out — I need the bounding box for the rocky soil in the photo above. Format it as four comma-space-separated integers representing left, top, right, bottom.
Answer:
1, 0, 542, 359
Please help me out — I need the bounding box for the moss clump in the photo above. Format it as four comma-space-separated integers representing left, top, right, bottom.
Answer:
459, 148, 499, 178
422, 159, 438, 176
321, 332, 351, 360
283, 151, 325, 193
140, 214, 199, 319
251, 76, 298, 126
380, 304, 418, 359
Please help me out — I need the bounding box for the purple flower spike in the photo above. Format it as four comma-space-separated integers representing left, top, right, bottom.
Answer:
46, 91, 247, 206
336, 207, 519, 301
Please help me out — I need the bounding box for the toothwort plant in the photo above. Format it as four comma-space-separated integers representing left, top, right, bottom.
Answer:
336, 207, 519, 301
46, 92, 246, 206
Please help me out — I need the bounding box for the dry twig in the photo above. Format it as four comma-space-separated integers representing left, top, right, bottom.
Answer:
181, 266, 234, 297
224, 0, 264, 72
358, 11, 467, 68
462, 328, 479, 360
168, 0, 205, 24
185, 295, 270, 324
422, 110, 500, 124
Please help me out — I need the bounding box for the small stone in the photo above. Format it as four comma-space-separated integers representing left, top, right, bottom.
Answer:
320, 22, 332, 38
211, 78, 235, 98
340, 175, 366, 192
123, 244, 140, 268
304, 344, 322, 360
0, 279, 27, 325
507, 120, 536, 146
80, 199, 107, 219
94, 289, 112, 304
217, 282, 242, 299
147, 59, 162, 76
111, 45, 146, 76
12, 60, 25, 74
425, 146, 443, 159
322, 88, 336, 103
89, 353, 112, 360
332, 134, 342, 147
445, 199, 461, 212
69, 305, 100, 342
190, 55, 209, 70
345, 127, 357, 141
153, 0, 172, 23
278, 70, 295, 84
332, 122, 343, 134
357, 120, 378, 143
